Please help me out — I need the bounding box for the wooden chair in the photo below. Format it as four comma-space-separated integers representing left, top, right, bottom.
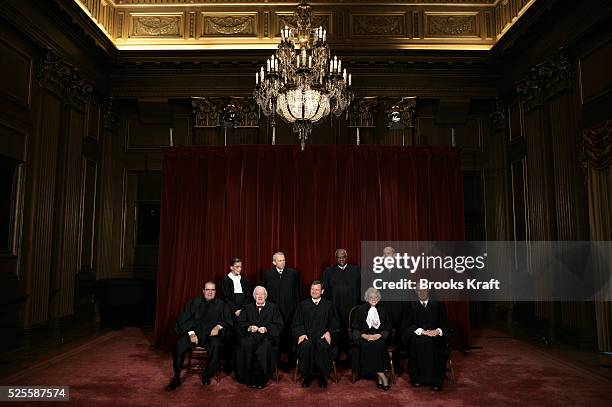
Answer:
348, 305, 396, 384
293, 357, 338, 384
186, 346, 221, 382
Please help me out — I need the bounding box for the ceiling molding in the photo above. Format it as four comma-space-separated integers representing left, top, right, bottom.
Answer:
68, 0, 538, 52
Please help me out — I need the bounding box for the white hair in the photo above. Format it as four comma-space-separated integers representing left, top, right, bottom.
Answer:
253, 285, 268, 299
272, 252, 285, 262
364, 287, 381, 302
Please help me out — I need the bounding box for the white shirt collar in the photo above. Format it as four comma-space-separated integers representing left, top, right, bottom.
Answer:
276, 268, 284, 274
312, 297, 321, 305
421, 299, 429, 307
228, 272, 243, 293
337, 264, 347, 270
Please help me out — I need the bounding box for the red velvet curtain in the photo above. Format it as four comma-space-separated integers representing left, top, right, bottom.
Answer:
154, 145, 468, 351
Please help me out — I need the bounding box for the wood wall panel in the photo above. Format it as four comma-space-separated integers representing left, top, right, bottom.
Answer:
95, 115, 120, 280
52, 107, 85, 318
23, 90, 62, 326
0, 38, 31, 106
579, 38, 612, 105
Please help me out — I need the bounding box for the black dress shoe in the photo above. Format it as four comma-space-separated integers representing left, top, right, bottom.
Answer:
376, 382, 384, 389
166, 377, 181, 391
383, 384, 391, 391
201, 375, 211, 385
411, 382, 421, 387
431, 385, 442, 392
318, 375, 328, 388
302, 375, 314, 388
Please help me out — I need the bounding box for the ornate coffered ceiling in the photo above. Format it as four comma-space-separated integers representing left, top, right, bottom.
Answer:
72, 0, 537, 51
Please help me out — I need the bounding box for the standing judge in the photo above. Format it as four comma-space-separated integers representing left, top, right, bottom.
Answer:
322, 249, 361, 350
292, 280, 339, 388
221, 258, 252, 372
261, 252, 301, 366
235, 286, 284, 389
403, 288, 451, 391
166, 281, 232, 391
351, 287, 392, 391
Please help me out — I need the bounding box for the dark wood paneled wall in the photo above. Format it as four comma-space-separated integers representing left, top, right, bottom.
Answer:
0, 1, 108, 348
493, 0, 612, 347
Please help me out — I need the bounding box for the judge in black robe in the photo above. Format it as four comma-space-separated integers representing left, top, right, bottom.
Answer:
402, 288, 451, 391
235, 286, 284, 388
350, 288, 392, 390
322, 249, 361, 338
220, 258, 252, 372
166, 281, 232, 391
261, 252, 301, 364
292, 280, 339, 388
378, 247, 415, 349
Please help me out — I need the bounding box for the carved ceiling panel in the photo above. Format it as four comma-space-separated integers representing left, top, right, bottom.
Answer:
72, 0, 538, 51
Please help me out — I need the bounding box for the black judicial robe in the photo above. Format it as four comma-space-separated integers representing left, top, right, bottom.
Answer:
221, 274, 252, 314
261, 268, 301, 326
175, 296, 232, 338
403, 301, 451, 387
322, 264, 361, 328
292, 298, 339, 375
350, 303, 391, 375
235, 302, 284, 383
172, 296, 232, 376
379, 266, 415, 336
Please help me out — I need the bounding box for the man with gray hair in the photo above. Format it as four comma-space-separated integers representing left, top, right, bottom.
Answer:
261, 251, 301, 367
235, 286, 284, 388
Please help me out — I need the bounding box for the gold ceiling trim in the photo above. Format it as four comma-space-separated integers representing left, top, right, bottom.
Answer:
72, 0, 538, 52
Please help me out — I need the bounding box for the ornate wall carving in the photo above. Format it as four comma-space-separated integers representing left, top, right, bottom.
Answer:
348, 97, 378, 128
37, 51, 93, 108
515, 50, 571, 111
192, 97, 259, 128
131, 15, 182, 37
426, 14, 477, 37
352, 15, 405, 36
278, 14, 330, 35
203, 15, 255, 36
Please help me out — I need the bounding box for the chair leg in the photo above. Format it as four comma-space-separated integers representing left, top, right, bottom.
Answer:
351, 371, 356, 384
332, 361, 338, 383
448, 359, 456, 384
275, 363, 279, 383
389, 358, 396, 384
293, 359, 299, 383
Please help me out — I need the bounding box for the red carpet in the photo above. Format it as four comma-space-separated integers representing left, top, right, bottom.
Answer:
3, 328, 610, 406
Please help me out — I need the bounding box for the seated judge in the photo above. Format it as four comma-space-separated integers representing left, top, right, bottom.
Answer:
166, 281, 232, 391
350, 287, 392, 391
221, 257, 252, 372
235, 286, 284, 389
402, 287, 451, 391
322, 249, 361, 352
292, 280, 339, 388
261, 251, 301, 367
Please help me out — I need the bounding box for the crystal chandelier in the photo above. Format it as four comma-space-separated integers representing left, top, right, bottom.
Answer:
254, 2, 353, 149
